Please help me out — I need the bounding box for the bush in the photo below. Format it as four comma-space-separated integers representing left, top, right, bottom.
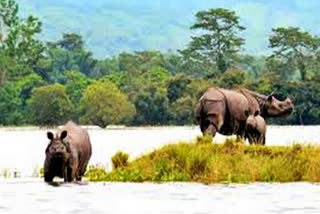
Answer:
112, 151, 129, 169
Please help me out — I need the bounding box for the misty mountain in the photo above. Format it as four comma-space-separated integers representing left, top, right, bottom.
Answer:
17, 0, 320, 58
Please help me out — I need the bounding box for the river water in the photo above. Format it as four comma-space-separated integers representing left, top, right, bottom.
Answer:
1, 179, 320, 214
1, 126, 320, 213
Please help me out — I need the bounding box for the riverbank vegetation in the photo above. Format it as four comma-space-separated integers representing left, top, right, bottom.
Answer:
1, 0, 320, 127
85, 137, 320, 183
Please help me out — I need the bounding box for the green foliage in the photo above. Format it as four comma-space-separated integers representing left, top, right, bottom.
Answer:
0, 0, 44, 74
268, 27, 320, 81
167, 74, 191, 103
64, 71, 91, 105
80, 81, 136, 127
168, 96, 194, 125
0, 82, 22, 125
45, 33, 97, 80
2, 1, 320, 126
112, 151, 129, 169
180, 8, 245, 75
216, 69, 248, 89
85, 166, 109, 182
86, 138, 320, 183
91, 57, 120, 79
133, 87, 169, 125
27, 84, 73, 126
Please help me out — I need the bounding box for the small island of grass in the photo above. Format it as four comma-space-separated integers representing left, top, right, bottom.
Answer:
85, 136, 320, 184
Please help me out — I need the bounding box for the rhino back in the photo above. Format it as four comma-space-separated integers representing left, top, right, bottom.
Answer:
62, 121, 92, 174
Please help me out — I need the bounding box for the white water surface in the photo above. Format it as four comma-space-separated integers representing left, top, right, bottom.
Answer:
0, 180, 320, 214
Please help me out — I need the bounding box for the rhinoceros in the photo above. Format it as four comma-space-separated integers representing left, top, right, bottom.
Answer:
245, 112, 266, 145
195, 88, 293, 140
44, 121, 92, 182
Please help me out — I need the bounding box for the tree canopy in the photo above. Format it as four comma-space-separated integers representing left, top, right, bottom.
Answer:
180, 8, 245, 76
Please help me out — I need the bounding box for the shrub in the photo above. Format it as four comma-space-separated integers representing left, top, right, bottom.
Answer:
112, 151, 129, 169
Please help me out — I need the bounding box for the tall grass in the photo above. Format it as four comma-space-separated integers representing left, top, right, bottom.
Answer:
85, 137, 320, 183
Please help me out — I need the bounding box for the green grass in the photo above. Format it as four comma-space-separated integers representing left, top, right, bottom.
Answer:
85, 137, 320, 183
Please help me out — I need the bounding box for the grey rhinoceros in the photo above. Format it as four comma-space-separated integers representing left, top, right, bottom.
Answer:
44, 121, 92, 182
195, 88, 294, 141
245, 113, 266, 145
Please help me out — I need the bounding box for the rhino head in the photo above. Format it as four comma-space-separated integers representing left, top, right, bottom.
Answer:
261, 93, 294, 118
46, 130, 71, 159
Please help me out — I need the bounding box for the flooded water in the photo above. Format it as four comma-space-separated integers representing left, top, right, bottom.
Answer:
1, 179, 320, 214
1, 126, 320, 214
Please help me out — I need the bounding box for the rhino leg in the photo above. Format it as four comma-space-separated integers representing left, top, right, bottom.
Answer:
44, 172, 54, 182
261, 135, 266, 145
65, 166, 74, 182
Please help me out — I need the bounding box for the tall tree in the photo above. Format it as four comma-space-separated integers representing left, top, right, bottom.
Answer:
46, 33, 97, 79
180, 8, 245, 76
268, 27, 320, 81
0, 0, 44, 80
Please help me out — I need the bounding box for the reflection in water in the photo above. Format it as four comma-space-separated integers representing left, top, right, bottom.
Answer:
0, 180, 320, 214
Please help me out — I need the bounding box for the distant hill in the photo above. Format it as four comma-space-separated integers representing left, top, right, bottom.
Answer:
17, 0, 320, 58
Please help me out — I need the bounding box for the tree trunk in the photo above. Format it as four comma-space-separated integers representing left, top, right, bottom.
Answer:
0, 68, 7, 86
217, 54, 227, 74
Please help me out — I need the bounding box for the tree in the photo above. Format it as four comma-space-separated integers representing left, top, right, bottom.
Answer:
0, 1, 44, 68
0, 0, 44, 81
80, 81, 136, 127
168, 96, 194, 125
118, 51, 165, 73
55, 33, 83, 51
28, 84, 73, 126
45, 33, 97, 79
268, 27, 320, 81
167, 74, 191, 103
180, 8, 245, 76
0, 82, 22, 125
216, 69, 248, 89
15, 73, 44, 118
64, 71, 91, 106
133, 87, 169, 125
91, 57, 120, 79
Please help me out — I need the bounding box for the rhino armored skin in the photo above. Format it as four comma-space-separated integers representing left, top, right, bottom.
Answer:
196, 88, 293, 141
44, 121, 92, 182
245, 113, 266, 145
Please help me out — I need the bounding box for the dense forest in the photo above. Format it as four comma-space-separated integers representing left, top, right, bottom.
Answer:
1, 0, 320, 127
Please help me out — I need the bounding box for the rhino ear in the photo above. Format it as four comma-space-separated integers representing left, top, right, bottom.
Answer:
60, 130, 68, 141
47, 132, 54, 141
267, 95, 273, 102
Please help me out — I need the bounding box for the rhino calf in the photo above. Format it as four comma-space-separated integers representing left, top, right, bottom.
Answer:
245, 112, 266, 145
44, 121, 92, 182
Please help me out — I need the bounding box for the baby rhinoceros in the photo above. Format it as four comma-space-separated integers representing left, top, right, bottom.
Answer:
44, 121, 92, 182
245, 111, 266, 145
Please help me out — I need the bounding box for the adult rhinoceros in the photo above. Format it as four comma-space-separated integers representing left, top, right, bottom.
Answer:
195, 88, 294, 139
